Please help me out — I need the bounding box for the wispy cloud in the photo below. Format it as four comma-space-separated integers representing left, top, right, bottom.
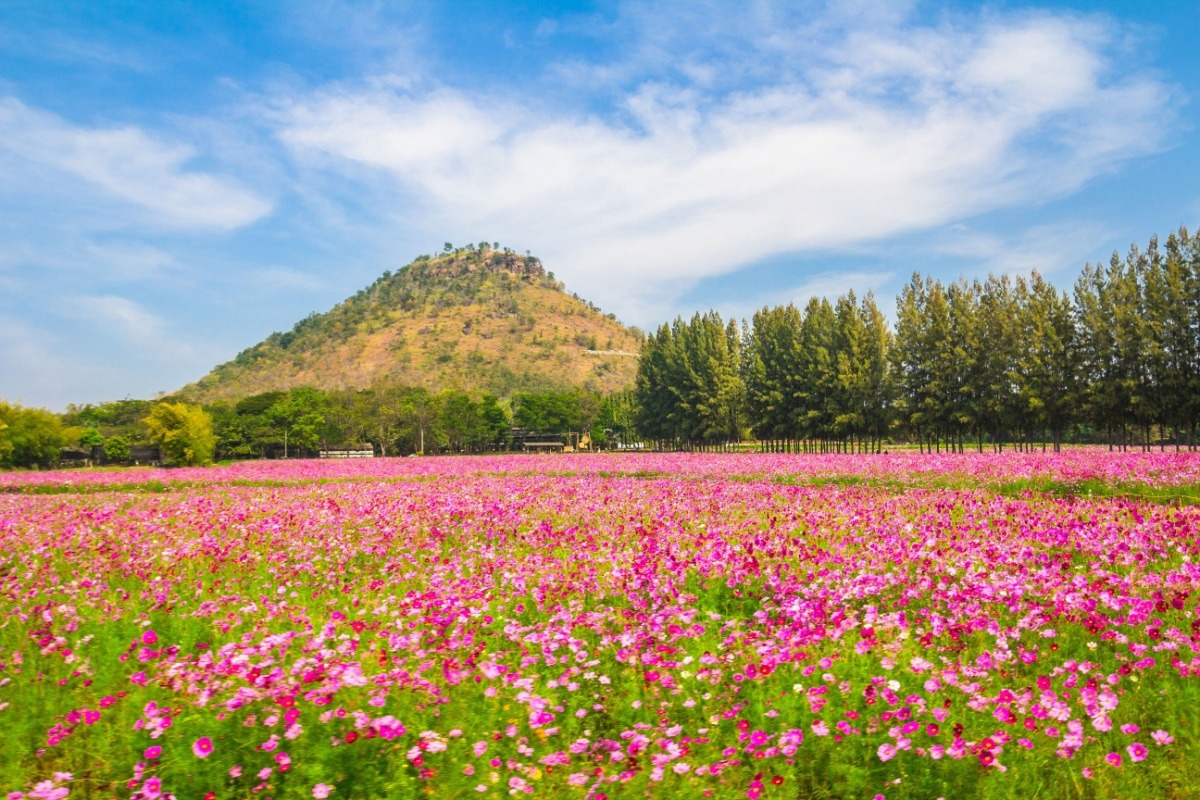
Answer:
0, 97, 273, 230
276, 4, 1174, 325
933, 221, 1116, 281
0, 315, 102, 409
62, 294, 197, 363
701, 270, 898, 326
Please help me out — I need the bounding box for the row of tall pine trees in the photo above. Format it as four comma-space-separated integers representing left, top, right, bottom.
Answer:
635, 227, 1200, 452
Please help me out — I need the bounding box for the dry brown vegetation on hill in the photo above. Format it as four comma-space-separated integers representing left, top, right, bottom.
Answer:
179, 246, 642, 403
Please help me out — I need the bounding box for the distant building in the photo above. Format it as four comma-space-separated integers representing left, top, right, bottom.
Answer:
522, 441, 565, 454
319, 448, 375, 459
130, 445, 162, 466
58, 446, 95, 467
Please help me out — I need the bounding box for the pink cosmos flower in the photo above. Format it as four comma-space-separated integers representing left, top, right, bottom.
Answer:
877, 743, 897, 762
312, 784, 333, 799
1105, 752, 1122, 768
142, 777, 162, 799
1127, 742, 1148, 763
1152, 730, 1174, 746
144, 746, 162, 760
193, 737, 214, 758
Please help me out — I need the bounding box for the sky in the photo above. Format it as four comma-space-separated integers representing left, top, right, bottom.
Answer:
1, 0, 1198, 410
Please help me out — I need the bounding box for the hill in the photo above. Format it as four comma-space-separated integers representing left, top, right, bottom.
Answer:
179, 245, 642, 403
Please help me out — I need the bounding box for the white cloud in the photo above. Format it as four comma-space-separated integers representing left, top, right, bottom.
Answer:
701, 270, 897, 326
61, 294, 197, 363
928, 220, 1141, 286
78, 295, 167, 341
276, 6, 1173, 326
0, 97, 273, 230
0, 315, 104, 409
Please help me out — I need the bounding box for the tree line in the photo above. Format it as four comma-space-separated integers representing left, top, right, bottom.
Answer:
636, 227, 1200, 452
0, 385, 637, 468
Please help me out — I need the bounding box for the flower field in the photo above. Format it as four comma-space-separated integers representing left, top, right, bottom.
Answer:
2, 454, 1200, 799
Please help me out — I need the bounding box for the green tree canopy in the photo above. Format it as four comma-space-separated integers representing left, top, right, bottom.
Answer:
0, 402, 67, 469
266, 387, 330, 457
103, 435, 132, 463
143, 402, 216, 466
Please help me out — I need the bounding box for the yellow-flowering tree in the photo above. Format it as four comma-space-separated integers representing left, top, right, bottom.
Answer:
143, 402, 216, 466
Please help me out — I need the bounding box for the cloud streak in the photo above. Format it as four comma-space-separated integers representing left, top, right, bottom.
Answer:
276, 5, 1174, 323
0, 98, 272, 230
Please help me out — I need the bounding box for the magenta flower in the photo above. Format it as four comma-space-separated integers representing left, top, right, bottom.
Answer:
1127, 742, 1148, 762
877, 743, 896, 762
1106, 752, 1123, 768
193, 737, 214, 758
1152, 730, 1174, 746
144, 746, 162, 760
142, 777, 162, 799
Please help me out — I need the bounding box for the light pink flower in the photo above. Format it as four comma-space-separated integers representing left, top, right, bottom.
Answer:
1152, 730, 1174, 746
193, 737, 214, 758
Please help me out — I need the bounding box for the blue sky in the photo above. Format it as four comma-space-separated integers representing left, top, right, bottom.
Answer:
1, 0, 1197, 409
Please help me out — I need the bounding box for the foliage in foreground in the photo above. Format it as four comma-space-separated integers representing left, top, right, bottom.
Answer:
2, 453, 1200, 799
